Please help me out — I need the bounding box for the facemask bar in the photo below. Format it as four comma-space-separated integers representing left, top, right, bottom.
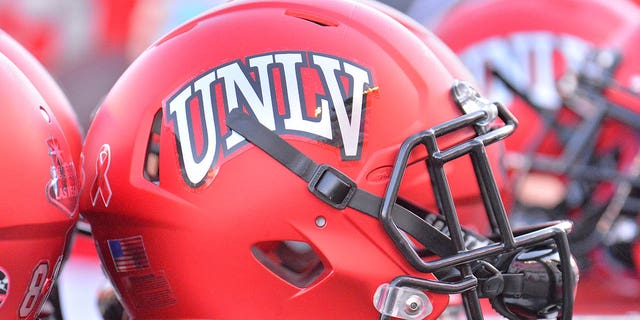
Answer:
378, 81, 575, 320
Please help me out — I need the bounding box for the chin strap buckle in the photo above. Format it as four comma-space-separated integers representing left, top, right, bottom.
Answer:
308, 164, 357, 209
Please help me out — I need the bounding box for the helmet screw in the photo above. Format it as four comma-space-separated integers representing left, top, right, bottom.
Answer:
404, 295, 423, 315
452, 80, 478, 104
315, 216, 327, 228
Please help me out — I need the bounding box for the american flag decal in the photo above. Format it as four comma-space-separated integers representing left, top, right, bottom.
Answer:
108, 236, 150, 272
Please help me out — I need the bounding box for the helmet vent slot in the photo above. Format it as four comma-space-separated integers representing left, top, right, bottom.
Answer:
143, 109, 162, 184
251, 240, 325, 288
285, 9, 338, 27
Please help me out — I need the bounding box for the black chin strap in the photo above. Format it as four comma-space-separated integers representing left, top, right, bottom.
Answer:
226, 109, 487, 258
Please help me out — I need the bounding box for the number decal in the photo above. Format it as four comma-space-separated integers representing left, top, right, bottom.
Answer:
19, 262, 49, 318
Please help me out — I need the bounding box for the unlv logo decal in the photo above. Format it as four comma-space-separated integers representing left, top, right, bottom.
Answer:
46, 137, 79, 218
167, 51, 374, 187
459, 32, 593, 110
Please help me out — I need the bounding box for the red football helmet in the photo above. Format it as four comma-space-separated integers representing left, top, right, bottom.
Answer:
0, 52, 80, 318
0, 29, 83, 177
434, 0, 640, 269
81, 0, 576, 319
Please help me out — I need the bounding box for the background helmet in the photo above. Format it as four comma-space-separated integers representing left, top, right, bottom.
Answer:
433, 0, 640, 271
0, 52, 79, 318
558, 24, 640, 274
81, 0, 575, 319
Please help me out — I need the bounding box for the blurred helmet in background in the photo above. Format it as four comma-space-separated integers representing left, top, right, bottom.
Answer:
0, 50, 79, 319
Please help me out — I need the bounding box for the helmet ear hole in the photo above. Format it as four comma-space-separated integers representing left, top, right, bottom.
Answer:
251, 241, 326, 288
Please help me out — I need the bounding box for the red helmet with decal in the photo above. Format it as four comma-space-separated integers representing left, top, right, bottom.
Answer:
0, 52, 79, 318
434, 0, 640, 270
0, 29, 83, 177
81, 0, 577, 319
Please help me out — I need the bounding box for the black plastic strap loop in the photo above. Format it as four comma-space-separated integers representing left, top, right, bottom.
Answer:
308, 164, 357, 209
